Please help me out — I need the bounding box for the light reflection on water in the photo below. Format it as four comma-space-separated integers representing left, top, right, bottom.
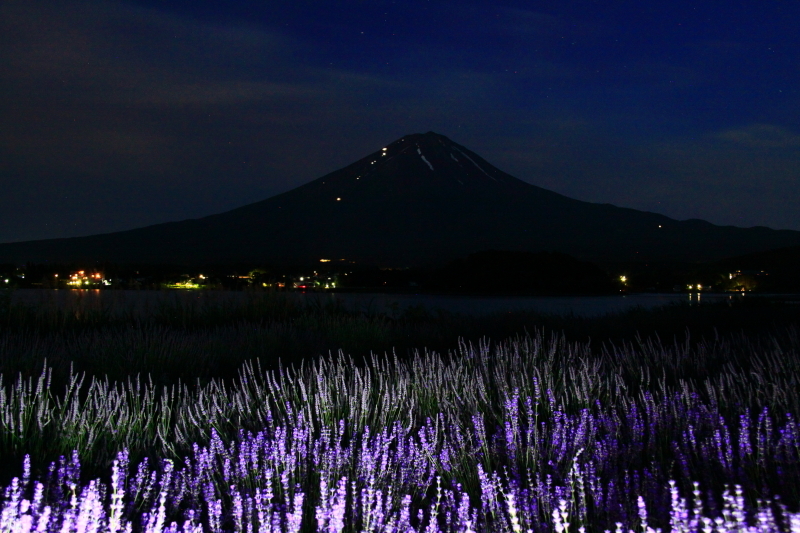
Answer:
4, 289, 755, 318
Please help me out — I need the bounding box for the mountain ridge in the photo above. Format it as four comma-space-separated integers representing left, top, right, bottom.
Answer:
2, 131, 799, 267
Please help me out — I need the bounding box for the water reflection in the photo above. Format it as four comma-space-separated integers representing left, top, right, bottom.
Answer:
3, 289, 762, 318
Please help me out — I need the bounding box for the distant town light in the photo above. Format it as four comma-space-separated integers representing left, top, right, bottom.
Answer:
320, 259, 331, 262
619, 275, 627, 283
658, 225, 662, 228
336, 198, 341, 201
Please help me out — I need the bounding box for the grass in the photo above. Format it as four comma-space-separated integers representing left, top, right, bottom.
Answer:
0, 289, 798, 531
1, 289, 797, 386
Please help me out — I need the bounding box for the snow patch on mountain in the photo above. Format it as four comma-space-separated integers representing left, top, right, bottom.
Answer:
450, 153, 459, 162
417, 147, 434, 171
454, 148, 496, 181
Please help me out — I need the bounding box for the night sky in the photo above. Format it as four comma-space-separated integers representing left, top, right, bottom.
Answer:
2, 0, 799, 244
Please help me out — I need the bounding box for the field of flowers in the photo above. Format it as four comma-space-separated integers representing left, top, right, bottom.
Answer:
0, 291, 799, 532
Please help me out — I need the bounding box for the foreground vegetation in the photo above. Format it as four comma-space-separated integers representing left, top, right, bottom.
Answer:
0, 290, 799, 531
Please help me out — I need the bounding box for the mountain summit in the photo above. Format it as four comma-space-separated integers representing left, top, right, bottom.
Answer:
2, 131, 800, 266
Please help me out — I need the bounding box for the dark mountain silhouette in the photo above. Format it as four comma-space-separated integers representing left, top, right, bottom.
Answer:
715, 244, 800, 271
2, 131, 800, 267
712, 245, 800, 292
339, 250, 616, 294
431, 250, 616, 294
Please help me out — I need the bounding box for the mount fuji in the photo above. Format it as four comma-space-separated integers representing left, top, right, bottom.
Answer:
2, 131, 799, 267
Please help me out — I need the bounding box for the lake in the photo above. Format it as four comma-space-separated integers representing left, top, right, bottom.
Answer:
3, 289, 753, 318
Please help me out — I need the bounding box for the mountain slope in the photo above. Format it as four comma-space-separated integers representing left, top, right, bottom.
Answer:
2, 131, 799, 267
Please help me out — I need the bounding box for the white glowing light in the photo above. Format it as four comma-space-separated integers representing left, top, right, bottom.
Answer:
336, 197, 341, 201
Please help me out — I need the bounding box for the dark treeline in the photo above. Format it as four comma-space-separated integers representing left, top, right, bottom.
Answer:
343, 250, 617, 294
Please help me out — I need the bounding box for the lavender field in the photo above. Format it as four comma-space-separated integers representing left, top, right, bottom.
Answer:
1, 294, 799, 532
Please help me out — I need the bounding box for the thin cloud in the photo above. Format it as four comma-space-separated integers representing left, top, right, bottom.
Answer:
717, 124, 800, 149
490, 6, 602, 40
126, 81, 323, 106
